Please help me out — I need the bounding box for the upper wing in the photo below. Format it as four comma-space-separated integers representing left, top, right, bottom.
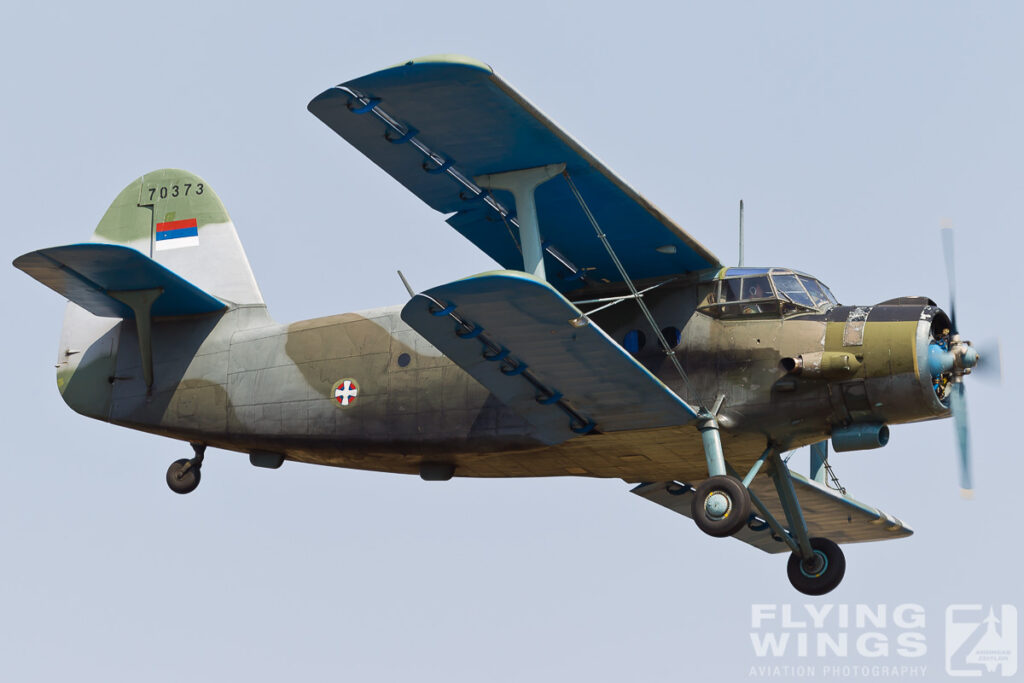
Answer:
309, 55, 721, 293
632, 472, 913, 554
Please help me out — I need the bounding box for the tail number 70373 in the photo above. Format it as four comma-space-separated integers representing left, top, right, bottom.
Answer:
145, 183, 204, 202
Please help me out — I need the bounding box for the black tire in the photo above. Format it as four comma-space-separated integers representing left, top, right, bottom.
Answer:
166, 458, 201, 495
690, 475, 751, 537
787, 537, 846, 596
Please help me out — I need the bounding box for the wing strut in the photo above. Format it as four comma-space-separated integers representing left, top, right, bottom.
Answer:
477, 163, 566, 280
107, 288, 163, 390
810, 441, 828, 484
561, 170, 698, 408
332, 85, 590, 283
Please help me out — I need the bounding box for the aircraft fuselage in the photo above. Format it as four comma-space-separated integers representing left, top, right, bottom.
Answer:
56, 272, 949, 483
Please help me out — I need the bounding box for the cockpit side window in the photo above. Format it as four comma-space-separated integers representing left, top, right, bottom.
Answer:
821, 283, 839, 305
721, 278, 743, 302
741, 275, 772, 300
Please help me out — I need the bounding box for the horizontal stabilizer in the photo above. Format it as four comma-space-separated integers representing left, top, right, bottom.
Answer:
401, 271, 697, 445
632, 473, 913, 553
13, 244, 226, 318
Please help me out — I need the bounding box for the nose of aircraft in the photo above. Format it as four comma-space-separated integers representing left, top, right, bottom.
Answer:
923, 322, 978, 494
927, 333, 980, 378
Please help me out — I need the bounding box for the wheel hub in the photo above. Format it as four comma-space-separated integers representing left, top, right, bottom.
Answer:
800, 550, 827, 578
704, 491, 732, 519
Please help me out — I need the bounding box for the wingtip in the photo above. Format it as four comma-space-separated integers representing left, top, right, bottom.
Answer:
387, 54, 493, 73
310, 55, 495, 114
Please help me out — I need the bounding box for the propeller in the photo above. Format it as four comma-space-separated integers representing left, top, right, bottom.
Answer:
940, 226, 959, 334
972, 338, 1003, 384
939, 225, 980, 496
949, 382, 971, 496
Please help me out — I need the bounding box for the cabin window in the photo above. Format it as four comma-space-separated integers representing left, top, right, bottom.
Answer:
623, 329, 646, 354
661, 326, 681, 348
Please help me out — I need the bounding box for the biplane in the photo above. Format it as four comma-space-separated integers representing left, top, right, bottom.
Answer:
14, 55, 987, 594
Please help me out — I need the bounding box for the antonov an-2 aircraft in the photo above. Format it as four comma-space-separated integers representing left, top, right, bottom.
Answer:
15, 56, 984, 594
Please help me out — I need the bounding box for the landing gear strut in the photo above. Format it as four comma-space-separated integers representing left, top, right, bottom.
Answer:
167, 443, 205, 495
692, 404, 753, 538
692, 407, 848, 593
749, 450, 846, 595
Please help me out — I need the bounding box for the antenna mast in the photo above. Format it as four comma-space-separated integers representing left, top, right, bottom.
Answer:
738, 199, 745, 266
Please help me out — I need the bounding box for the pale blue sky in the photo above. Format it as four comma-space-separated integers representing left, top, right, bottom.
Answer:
2, 2, 1020, 681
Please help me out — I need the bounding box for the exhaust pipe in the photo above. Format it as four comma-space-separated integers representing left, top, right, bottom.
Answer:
831, 423, 889, 452
782, 351, 862, 379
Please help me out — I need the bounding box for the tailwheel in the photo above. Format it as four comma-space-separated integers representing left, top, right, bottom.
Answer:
787, 537, 846, 596
690, 474, 751, 537
166, 443, 205, 495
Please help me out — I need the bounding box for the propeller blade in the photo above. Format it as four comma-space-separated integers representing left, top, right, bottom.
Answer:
940, 226, 958, 334
949, 381, 972, 496
973, 338, 1002, 384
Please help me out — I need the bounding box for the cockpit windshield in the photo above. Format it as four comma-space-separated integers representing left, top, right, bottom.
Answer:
700, 267, 839, 318
798, 276, 835, 308
773, 273, 814, 307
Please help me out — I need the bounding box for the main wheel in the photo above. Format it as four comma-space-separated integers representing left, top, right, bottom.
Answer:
690, 475, 751, 537
166, 458, 201, 495
787, 537, 845, 595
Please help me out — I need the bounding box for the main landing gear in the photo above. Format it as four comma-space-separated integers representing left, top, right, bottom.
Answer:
691, 406, 753, 538
691, 475, 751, 537
692, 407, 846, 595
166, 443, 205, 495
786, 537, 846, 596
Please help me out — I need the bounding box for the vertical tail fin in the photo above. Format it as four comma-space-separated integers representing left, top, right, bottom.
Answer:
14, 169, 264, 420
92, 168, 263, 306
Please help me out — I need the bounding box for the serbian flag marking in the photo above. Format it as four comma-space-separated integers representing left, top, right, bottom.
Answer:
155, 218, 199, 251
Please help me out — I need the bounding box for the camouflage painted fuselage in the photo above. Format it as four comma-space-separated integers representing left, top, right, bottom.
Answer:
57, 282, 950, 483
50, 170, 949, 482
